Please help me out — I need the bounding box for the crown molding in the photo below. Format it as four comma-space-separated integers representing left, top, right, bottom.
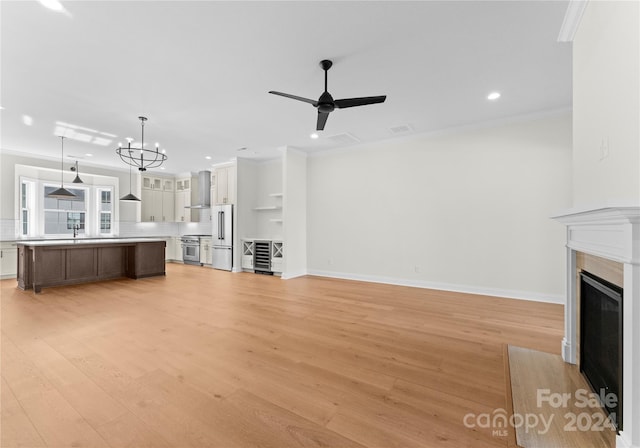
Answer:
557, 0, 588, 42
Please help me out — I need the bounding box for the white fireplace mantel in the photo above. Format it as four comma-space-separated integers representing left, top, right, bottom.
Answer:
553, 206, 640, 448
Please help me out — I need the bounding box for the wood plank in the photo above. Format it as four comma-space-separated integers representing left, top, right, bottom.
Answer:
508, 345, 615, 448
502, 344, 521, 447
94, 411, 171, 448
19, 339, 128, 427
0, 377, 46, 448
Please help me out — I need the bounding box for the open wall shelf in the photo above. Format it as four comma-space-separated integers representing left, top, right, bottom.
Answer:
253, 206, 282, 211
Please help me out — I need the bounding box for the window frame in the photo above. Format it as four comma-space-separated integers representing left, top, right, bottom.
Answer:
97, 187, 114, 235
18, 176, 116, 238
20, 179, 36, 237
42, 182, 90, 238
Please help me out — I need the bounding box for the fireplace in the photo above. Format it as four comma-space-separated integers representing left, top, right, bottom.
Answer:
580, 270, 623, 429
554, 207, 640, 448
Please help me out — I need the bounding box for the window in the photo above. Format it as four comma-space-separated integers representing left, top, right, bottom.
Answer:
43, 186, 87, 236
98, 188, 113, 234
17, 168, 117, 238
20, 180, 35, 236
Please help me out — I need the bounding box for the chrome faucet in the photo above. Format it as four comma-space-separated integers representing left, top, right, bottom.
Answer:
73, 224, 80, 238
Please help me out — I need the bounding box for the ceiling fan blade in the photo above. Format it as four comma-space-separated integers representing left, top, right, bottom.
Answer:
317, 111, 330, 131
334, 95, 387, 109
269, 91, 318, 107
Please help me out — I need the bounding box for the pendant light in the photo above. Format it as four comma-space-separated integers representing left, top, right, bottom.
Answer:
47, 136, 76, 199
119, 150, 141, 201
72, 160, 83, 183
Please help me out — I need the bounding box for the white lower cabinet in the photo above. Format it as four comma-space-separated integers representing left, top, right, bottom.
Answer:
200, 237, 212, 265
164, 238, 174, 261
167, 236, 182, 262
241, 240, 254, 270
241, 239, 283, 274
271, 241, 283, 273
0, 242, 18, 279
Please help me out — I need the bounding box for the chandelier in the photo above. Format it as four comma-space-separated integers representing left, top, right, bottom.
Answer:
116, 116, 167, 171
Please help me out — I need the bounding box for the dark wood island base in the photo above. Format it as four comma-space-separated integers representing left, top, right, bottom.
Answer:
17, 239, 166, 293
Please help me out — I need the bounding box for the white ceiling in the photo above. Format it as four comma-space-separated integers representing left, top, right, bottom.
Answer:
1, 0, 571, 175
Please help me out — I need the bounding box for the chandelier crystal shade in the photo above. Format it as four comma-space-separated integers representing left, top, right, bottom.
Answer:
47, 136, 77, 199
116, 116, 167, 171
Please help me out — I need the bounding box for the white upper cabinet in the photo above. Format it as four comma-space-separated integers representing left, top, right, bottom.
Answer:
174, 176, 193, 222
213, 165, 236, 205
140, 175, 178, 222
141, 174, 175, 222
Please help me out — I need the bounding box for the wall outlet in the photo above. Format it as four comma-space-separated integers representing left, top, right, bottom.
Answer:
414, 265, 420, 273
327, 258, 333, 266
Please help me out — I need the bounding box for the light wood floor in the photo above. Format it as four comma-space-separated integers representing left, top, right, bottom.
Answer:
508, 346, 615, 448
1, 264, 564, 448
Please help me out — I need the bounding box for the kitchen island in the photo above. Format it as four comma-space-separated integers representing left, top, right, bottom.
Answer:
17, 238, 166, 293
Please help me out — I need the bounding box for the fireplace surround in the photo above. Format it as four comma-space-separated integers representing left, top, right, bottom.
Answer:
554, 207, 640, 448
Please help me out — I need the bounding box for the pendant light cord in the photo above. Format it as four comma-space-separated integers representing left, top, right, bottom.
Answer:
60, 136, 65, 187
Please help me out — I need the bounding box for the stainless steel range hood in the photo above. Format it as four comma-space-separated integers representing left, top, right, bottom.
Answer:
185, 170, 211, 209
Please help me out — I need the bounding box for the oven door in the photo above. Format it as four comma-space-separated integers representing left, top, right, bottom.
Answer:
182, 243, 201, 265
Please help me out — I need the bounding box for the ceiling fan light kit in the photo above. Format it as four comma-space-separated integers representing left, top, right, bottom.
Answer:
269, 59, 387, 131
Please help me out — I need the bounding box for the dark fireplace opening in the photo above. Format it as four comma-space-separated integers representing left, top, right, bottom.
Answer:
580, 270, 623, 430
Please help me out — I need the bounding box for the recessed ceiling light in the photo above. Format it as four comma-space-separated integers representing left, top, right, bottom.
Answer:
310, 133, 319, 139
85, 153, 93, 157
160, 167, 166, 170
487, 92, 501, 101
38, 0, 64, 11
205, 156, 212, 160
22, 115, 33, 126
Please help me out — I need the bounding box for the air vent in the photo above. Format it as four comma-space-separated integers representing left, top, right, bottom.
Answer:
389, 124, 413, 135
326, 132, 361, 145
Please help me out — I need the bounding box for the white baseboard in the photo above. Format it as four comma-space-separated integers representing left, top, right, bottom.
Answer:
306, 269, 565, 304
281, 270, 307, 280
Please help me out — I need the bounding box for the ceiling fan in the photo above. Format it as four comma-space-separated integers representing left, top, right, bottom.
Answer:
269, 60, 387, 131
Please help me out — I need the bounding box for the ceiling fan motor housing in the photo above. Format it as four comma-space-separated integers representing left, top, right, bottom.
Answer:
318, 91, 335, 113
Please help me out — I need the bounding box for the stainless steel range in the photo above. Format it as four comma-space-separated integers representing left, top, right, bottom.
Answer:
181, 235, 206, 265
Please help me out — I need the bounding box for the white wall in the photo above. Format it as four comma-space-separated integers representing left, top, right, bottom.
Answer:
306, 113, 572, 302
282, 148, 307, 279
235, 158, 259, 269
572, 1, 640, 209
255, 159, 283, 240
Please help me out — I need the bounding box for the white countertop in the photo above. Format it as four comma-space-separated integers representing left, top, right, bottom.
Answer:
17, 238, 166, 247
242, 237, 283, 242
